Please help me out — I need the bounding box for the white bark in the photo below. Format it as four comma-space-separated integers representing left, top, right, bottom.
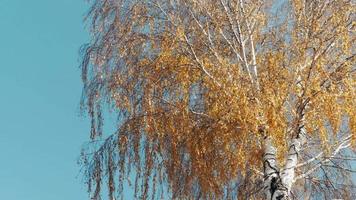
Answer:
263, 137, 289, 200
280, 126, 306, 193
263, 126, 306, 200
262, 128, 353, 199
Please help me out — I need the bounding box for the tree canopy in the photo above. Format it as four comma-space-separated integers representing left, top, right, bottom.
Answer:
80, 0, 355, 199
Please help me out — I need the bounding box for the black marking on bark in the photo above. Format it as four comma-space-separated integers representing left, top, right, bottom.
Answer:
264, 153, 276, 157
270, 177, 278, 200
265, 157, 276, 161
264, 160, 279, 173
264, 171, 279, 180
288, 144, 296, 151
288, 144, 299, 158
276, 194, 285, 200
267, 172, 291, 200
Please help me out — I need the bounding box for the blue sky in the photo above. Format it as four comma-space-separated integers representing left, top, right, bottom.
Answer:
0, 0, 90, 199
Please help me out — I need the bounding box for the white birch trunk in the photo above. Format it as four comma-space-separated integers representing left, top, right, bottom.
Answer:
263, 136, 288, 200
280, 131, 305, 193
263, 131, 305, 200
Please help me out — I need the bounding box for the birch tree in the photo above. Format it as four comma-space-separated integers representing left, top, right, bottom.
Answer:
80, 0, 356, 199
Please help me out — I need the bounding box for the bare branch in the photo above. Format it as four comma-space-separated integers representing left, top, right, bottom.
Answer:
294, 135, 352, 181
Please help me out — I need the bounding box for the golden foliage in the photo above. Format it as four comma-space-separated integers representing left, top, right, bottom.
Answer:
80, 0, 355, 199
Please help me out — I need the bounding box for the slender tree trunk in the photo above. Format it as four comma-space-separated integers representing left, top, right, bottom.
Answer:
263, 136, 288, 200
263, 132, 305, 200
280, 137, 304, 193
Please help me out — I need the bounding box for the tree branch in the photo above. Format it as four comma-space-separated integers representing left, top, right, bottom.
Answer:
294, 135, 352, 181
